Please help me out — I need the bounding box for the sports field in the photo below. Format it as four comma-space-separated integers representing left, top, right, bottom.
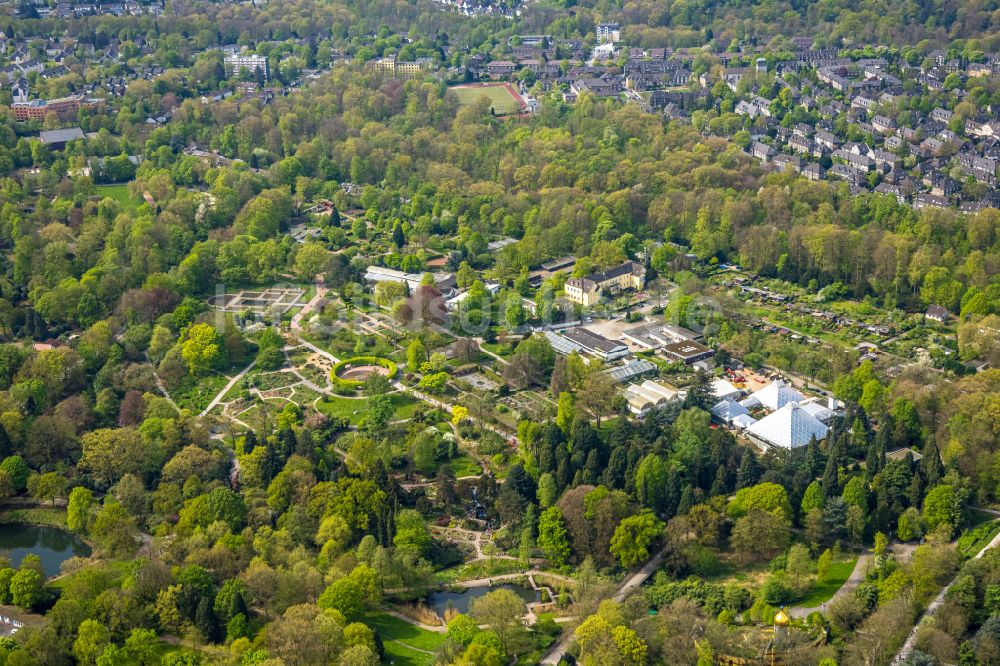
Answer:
450, 83, 524, 115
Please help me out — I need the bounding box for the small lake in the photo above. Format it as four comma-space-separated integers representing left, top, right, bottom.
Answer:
0, 524, 91, 577
426, 584, 541, 616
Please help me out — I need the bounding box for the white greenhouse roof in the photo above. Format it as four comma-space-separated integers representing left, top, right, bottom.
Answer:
746, 402, 829, 449
747, 379, 804, 411
711, 398, 749, 422
603, 358, 657, 383
798, 399, 834, 422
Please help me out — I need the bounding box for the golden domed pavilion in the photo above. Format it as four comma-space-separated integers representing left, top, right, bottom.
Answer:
714, 607, 827, 666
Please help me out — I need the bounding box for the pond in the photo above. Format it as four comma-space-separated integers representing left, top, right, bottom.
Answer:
0, 524, 91, 577
426, 584, 542, 616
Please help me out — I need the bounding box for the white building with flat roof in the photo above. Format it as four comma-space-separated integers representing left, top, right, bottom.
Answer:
225, 53, 269, 79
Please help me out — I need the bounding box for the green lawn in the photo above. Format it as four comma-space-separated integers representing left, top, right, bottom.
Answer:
171, 372, 230, 412
381, 639, 435, 666
450, 84, 521, 115
362, 611, 444, 665
796, 557, 858, 607
94, 184, 141, 212
316, 392, 417, 425
480, 341, 515, 357
447, 453, 482, 477
50, 559, 130, 590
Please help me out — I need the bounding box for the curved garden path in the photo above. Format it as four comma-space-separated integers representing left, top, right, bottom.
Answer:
541, 543, 672, 664
788, 550, 872, 619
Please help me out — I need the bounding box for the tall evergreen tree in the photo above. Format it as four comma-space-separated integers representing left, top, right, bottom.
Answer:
603, 447, 627, 489
195, 597, 221, 643
582, 449, 600, 485
709, 466, 727, 497
907, 472, 924, 508
866, 440, 886, 481
736, 449, 758, 490
805, 437, 824, 476
822, 446, 840, 497
506, 463, 536, 502
683, 371, 714, 411
243, 430, 257, 454
919, 439, 945, 487
665, 469, 682, 518
677, 484, 695, 516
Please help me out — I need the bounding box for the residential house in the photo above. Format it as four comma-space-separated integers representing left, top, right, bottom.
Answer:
926, 304, 949, 323
802, 163, 825, 181
872, 115, 896, 133
752, 141, 776, 160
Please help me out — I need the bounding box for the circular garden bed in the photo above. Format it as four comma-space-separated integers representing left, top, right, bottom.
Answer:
330, 356, 398, 390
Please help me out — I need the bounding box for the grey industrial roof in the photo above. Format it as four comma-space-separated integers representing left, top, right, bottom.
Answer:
39, 127, 84, 144
603, 358, 657, 383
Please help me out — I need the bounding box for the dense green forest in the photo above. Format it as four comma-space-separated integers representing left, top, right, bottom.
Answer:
0, 0, 990, 664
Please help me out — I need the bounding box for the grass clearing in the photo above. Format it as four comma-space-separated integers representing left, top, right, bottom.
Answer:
447, 453, 482, 477
796, 557, 858, 607
363, 610, 443, 664
94, 183, 141, 212
316, 392, 417, 425
381, 639, 435, 666
171, 372, 230, 412
450, 84, 522, 115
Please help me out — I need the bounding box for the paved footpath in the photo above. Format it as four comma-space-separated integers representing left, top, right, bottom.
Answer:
541, 544, 670, 664
893, 527, 1000, 664
789, 551, 872, 619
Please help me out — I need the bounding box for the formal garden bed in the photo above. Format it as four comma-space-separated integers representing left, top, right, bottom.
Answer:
330, 356, 399, 391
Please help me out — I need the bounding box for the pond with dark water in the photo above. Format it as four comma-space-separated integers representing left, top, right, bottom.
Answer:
425, 584, 542, 616
0, 524, 91, 577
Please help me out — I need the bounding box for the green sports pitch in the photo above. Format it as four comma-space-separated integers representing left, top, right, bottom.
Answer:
450, 84, 524, 115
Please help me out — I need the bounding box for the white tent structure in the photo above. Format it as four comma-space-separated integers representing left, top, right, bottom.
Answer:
711, 398, 750, 423
711, 378, 742, 401
746, 402, 829, 449
740, 379, 804, 412
732, 413, 757, 429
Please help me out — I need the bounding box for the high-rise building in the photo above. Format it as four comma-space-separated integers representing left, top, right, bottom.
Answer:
224, 53, 269, 80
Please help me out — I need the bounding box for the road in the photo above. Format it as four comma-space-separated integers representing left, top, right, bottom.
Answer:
540, 544, 669, 664
892, 526, 1000, 664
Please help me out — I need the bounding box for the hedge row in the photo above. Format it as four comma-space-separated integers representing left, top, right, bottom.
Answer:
330, 356, 399, 389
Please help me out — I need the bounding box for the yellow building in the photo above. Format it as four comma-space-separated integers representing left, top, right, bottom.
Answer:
366, 55, 433, 79
564, 261, 646, 306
